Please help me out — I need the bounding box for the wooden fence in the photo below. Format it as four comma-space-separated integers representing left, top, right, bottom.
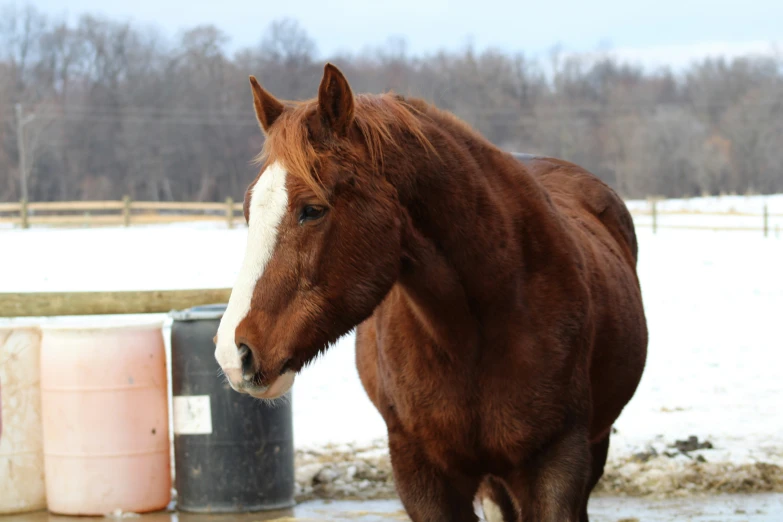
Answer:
0, 198, 781, 236
0, 198, 243, 229
632, 200, 781, 237
0, 288, 231, 317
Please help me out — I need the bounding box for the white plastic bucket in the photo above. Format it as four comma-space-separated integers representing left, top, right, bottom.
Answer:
0, 325, 47, 514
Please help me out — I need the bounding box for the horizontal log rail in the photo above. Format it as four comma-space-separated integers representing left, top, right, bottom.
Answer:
0, 197, 244, 228
0, 288, 232, 317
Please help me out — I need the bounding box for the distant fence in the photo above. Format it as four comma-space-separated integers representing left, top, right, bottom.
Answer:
0, 198, 243, 229
631, 199, 781, 237
0, 198, 781, 237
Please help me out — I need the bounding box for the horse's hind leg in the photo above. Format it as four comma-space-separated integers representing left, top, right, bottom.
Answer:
579, 433, 611, 522
504, 428, 590, 522
388, 431, 480, 522
477, 476, 517, 521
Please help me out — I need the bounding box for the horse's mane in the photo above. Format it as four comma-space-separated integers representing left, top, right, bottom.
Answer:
255, 92, 438, 200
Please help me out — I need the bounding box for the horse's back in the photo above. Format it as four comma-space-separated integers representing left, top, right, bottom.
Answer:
511, 153, 638, 266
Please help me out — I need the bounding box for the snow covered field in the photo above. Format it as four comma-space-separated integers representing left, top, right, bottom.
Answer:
1, 194, 781, 496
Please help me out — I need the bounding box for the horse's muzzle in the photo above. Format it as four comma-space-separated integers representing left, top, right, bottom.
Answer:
223, 368, 295, 400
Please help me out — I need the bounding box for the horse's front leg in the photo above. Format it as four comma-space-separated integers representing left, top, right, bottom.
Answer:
388, 430, 480, 522
505, 427, 591, 522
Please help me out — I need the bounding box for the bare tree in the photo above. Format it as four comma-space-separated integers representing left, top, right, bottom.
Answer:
1, 3, 782, 202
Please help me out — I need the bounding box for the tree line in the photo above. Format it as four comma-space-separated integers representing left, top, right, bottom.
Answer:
1, 3, 782, 202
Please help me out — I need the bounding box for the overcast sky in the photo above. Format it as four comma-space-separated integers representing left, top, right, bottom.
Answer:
19, 0, 783, 69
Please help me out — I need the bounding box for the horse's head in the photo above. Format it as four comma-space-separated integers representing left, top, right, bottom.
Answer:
214, 63, 423, 400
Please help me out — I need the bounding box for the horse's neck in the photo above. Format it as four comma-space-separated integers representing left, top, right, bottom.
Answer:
387, 125, 556, 351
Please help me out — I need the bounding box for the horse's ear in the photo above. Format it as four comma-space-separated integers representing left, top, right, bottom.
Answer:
317, 63, 354, 136
249, 75, 284, 134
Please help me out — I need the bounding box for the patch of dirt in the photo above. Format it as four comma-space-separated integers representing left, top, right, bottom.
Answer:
631, 435, 715, 463
293, 438, 783, 502
295, 441, 396, 501
595, 458, 783, 497
671, 435, 714, 453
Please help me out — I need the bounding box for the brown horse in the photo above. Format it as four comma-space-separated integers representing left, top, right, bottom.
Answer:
213, 63, 648, 521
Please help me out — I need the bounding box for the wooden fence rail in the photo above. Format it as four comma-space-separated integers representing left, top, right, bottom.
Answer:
0, 288, 232, 317
0, 198, 781, 235
0, 197, 243, 229
637, 200, 781, 236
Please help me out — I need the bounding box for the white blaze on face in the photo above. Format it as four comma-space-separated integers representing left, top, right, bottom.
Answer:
215, 161, 288, 375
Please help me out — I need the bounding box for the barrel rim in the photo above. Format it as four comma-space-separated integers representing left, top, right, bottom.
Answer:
169, 303, 227, 321
39, 319, 164, 333
0, 324, 41, 333
175, 498, 296, 513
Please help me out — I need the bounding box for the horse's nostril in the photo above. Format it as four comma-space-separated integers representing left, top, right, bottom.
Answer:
238, 343, 254, 381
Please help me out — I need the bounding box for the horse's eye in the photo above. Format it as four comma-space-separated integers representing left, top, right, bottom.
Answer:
299, 205, 326, 224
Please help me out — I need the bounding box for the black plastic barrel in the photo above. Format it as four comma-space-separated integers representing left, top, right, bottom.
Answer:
169, 304, 295, 513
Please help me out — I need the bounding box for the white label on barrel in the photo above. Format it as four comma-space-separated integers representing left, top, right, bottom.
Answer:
173, 395, 213, 435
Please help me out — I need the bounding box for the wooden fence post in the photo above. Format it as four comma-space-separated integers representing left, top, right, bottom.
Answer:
225, 197, 234, 229
123, 195, 132, 227
763, 204, 768, 238
20, 198, 29, 229
652, 199, 658, 234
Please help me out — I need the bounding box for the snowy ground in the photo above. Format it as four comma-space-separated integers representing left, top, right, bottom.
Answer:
1, 194, 782, 498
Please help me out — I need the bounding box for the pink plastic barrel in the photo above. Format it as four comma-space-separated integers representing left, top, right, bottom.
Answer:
40, 319, 171, 515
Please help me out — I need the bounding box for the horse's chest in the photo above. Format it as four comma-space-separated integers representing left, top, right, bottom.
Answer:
371, 337, 477, 444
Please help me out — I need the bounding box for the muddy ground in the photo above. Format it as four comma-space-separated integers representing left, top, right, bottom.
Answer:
3, 494, 783, 521
293, 438, 783, 502
3, 437, 780, 521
